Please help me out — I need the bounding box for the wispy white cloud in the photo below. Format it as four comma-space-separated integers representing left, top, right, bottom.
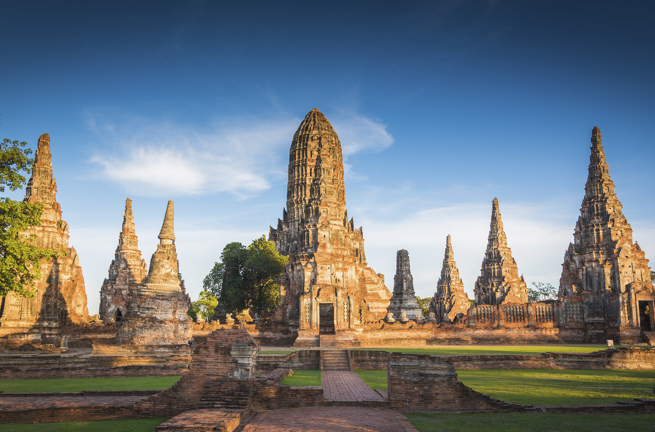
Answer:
86, 110, 395, 197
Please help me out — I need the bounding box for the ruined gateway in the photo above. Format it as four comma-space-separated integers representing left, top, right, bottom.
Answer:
268, 108, 392, 346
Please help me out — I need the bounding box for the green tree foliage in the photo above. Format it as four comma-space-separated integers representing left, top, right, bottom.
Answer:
415, 296, 430, 319
528, 282, 557, 302
0, 138, 56, 297
203, 236, 288, 316
193, 290, 218, 321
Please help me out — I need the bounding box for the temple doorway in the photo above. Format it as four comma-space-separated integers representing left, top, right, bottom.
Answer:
639, 301, 652, 331
114, 308, 123, 323
319, 303, 335, 335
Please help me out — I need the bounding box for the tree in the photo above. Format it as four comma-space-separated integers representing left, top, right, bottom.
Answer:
528, 282, 557, 302
203, 236, 288, 316
194, 290, 218, 321
0, 138, 56, 297
415, 296, 430, 319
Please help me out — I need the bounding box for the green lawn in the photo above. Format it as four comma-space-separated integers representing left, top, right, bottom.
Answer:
406, 413, 655, 432
354, 369, 387, 391
0, 418, 168, 432
0, 376, 181, 393
457, 369, 655, 405
280, 369, 321, 386
354, 345, 608, 356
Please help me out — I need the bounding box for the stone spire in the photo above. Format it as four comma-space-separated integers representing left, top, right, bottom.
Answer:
387, 249, 422, 321
99, 198, 149, 322
430, 235, 470, 322
144, 200, 182, 289
268, 109, 391, 339
0, 133, 89, 327
474, 198, 528, 305
560, 127, 653, 303
158, 200, 175, 243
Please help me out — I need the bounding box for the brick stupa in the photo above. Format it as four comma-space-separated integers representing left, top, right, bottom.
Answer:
115, 200, 192, 350
430, 235, 470, 322
99, 198, 148, 323
387, 249, 422, 321
268, 108, 391, 346
559, 127, 654, 332
0, 133, 89, 331
474, 198, 528, 305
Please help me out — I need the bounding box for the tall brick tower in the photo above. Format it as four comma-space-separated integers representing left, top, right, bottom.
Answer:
474, 198, 528, 305
269, 108, 391, 346
559, 127, 654, 338
430, 235, 470, 322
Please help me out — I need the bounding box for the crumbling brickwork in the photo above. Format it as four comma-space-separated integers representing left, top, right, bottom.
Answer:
474, 198, 528, 305
387, 250, 422, 321
430, 235, 470, 323
0, 133, 88, 331
99, 198, 148, 323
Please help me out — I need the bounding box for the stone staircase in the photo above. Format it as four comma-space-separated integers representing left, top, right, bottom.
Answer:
198, 380, 253, 410
321, 350, 351, 371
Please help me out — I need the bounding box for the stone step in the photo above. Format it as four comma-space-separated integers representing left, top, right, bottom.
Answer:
321, 349, 351, 371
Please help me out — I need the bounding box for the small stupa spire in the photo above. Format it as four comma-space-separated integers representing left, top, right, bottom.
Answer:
158, 200, 175, 243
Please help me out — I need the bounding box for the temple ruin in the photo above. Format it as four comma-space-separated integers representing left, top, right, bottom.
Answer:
430, 235, 470, 323
0, 133, 88, 335
474, 198, 528, 305
386, 249, 422, 322
99, 198, 148, 323
268, 108, 392, 346
559, 127, 655, 341
115, 200, 192, 349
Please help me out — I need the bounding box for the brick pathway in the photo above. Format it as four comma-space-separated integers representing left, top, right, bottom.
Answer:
321, 371, 384, 402
242, 407, 418, 432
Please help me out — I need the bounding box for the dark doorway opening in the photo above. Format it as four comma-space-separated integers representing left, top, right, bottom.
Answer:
319, 303, 335, 335
639, 301, 651, 331
114, 309, 123, 323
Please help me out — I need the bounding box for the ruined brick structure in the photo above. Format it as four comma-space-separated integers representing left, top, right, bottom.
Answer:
559, 127, 655, 341
430, 235, 470, 323
474, 198, 528, 305
268, 108, 391, 346
99, 198, 148, 323
0, 133, 88, 333
115, 201, 192, 348
387, 249, 422, 321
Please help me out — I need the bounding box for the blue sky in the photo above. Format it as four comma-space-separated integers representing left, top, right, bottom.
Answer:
2, 1, 654, 314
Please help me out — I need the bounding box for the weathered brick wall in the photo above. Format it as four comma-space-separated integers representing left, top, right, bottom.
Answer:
350, 350, 389, 370
252, 382, 324, 410
387, 353, 520, 413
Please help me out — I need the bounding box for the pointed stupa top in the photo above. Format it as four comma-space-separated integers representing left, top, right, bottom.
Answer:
436, 235, 466, 297
24, 133, 59, 208
444, 234, 454, 261
487, 197, 508, 250
158, 200, 175, 243
118, 198, 139, 251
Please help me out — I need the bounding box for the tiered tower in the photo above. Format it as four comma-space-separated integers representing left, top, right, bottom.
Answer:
116, 201, 192, 348
0, 134, 88, 329
387, 250, 422, 321
430, 235, 470, 322
560, 127, 654, 331
269, 108, 391, 344
99, 198, 148, 322
474, 198, 528, 305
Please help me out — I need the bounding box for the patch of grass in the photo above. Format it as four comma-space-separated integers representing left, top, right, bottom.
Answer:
354, 345, 607, 356
259, 350, 296, 354
0, 418, 168, 432
281, 369, 321, 387
406, 413, 655, 432
0, 376, 181, 393
457, 369, 655, 405
354, 369, 387, 391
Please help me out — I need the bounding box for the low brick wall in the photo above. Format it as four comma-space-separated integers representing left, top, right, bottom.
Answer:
350, 350, 389, 370
252, 382, 324, 410
257, 350, 320, 373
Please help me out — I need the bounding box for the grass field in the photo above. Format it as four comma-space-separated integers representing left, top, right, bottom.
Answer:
457, 369, 655, 405
1, 418, 168, 432
353, 345, 608, 356
0, 376, 181, 393
353, 369, 655, 405
280, 369, 322, 386
354, 369, 388, 391
406, 413, 655, 432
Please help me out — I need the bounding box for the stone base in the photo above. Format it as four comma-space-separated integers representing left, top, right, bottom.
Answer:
92, 343, 191, 355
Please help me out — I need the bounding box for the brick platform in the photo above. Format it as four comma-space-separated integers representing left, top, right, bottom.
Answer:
156, 408, 248, 431
322, 371, 384, 402
241, 407, 418, 431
